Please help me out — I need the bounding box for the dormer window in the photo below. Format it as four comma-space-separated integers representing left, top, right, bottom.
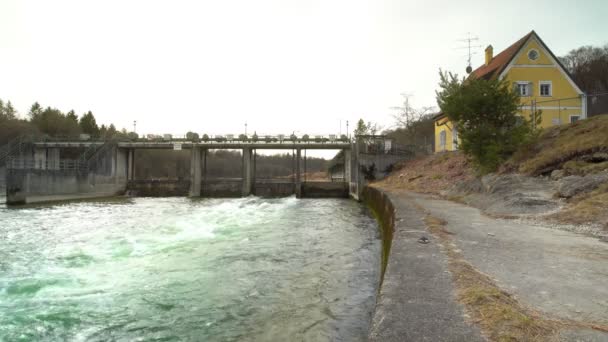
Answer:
540, 81, 552, 96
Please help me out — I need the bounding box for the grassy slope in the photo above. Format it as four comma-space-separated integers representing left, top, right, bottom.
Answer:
375, 114, 608, 230
373, 152, 474, 195
504, 115, 608, 176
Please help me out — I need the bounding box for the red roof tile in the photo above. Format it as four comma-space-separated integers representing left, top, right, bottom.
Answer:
470, 31, 534, 80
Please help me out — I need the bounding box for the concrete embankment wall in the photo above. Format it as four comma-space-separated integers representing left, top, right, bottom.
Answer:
361, 186, 395, 283
0, 167, 6, 203
302, 182, 349, 198
127, 180, 190, 197
6, 169, 127, 205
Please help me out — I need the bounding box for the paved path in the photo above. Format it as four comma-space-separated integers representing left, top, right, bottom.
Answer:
369, 192, 484, 341
403, 191, 608, 341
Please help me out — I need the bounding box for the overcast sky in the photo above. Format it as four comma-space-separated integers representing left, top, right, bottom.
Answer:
1, 0, 607, 138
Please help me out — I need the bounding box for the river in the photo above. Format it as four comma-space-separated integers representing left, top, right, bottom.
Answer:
0, 197, 381, 341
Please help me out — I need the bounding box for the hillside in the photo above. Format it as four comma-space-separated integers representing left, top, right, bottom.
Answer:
374, 115, 608, 233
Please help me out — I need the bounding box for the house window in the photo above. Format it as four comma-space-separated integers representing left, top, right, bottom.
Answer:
540, 81, 552, 96
570, 115, 581, 123
528, 49, 539, 61
439, 130, 446, 150
516, 82, 532, 97
452, 127, 459, 150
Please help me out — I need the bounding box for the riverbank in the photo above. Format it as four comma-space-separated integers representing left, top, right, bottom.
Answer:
366, 186, 608, 341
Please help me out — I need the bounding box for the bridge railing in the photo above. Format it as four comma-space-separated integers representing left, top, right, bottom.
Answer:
6, 158, 88, 172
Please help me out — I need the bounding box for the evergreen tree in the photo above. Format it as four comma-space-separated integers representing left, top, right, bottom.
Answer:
28, 102, 43, 121
79, 111, 100, 136
436, 70, 538, 173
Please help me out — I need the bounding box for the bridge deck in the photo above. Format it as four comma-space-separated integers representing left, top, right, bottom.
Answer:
33, 141, 351, 150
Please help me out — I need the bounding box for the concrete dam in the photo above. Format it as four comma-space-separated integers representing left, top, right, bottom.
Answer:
1, 134, 413, 205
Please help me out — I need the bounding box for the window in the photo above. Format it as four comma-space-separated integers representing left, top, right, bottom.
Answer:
540, 81, 552, 97
528, 49, 540, 61
570, 115, 581, 123
452, 127, 459, 150
439, 130, 446, 150
516, 82, 532, 97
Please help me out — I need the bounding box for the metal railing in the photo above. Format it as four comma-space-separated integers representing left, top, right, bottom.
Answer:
6, 158, 87, 171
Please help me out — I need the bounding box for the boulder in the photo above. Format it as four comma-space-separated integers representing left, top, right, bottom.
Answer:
556, 172, 608, 198
550, 169, 565, 180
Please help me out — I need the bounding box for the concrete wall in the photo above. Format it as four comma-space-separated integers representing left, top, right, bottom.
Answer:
0, 166, 6, 203
359, 153, 412, 180
201, 179, 243, 197
301, 181, 349, 198
361, 186, 395, 284
6, 169, 127, 205
127, 180, 190, 197
254, 181, 295, 197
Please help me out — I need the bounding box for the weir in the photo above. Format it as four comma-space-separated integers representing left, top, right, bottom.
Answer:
1, 136, 377, 205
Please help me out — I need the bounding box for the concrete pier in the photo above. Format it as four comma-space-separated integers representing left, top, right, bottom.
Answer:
242, 147, 253, 196
189, 147, 202, 197
295, 149, 302, 198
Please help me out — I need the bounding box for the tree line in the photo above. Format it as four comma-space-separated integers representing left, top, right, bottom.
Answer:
0, 100, 136, 146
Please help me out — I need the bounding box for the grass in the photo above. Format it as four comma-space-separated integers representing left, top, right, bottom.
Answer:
549, 183, 608, 230
505, 115, 608, 176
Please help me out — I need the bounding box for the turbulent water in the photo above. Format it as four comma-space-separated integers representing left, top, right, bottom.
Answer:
0, 197, 381, 341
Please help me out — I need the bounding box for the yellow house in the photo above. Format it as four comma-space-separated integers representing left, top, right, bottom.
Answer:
435, 30, 586, 152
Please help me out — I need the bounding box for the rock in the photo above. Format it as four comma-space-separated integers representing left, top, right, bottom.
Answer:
550, 169, 565, 180
581, 152, 608, 163
556, 172, 608, 198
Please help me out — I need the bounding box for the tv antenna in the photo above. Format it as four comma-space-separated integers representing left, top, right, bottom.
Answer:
456, 33, 482, 74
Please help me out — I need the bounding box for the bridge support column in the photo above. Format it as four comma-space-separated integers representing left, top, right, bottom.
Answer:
127, 149, 135, 181
34, 147, 47, 170
189, 147, 202, 197
242, 147, 253, 196
295, 148, 302, 198
344, 149, 351, 185
201, 148, 207, 196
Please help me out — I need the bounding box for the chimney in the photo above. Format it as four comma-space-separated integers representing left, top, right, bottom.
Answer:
485, 45, 493, 66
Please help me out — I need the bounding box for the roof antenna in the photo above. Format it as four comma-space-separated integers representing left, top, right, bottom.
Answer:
456, 32, 482, 74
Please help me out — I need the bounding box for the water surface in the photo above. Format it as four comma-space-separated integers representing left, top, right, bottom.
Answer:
0, 197, 380, 341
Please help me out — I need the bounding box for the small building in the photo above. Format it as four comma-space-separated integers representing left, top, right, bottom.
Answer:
435, 30, 586, 152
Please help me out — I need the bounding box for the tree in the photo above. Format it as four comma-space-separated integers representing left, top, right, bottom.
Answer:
436, 70, 537, 174
353, 119, 368, 137
560, 44, 608, 93
388, 94, 436, 153
66, 110, 78, 124
79, 111, 100, 136
28, 102, 43, 121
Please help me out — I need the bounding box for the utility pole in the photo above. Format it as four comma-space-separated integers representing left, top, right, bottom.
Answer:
245, 122, 248, 136
133, 120, 137, 134
346, 120, 349, 139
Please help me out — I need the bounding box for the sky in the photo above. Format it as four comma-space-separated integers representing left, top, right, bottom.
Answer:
1, 0, 607, 139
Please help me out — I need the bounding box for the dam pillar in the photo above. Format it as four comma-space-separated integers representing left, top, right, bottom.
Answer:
47, 148, 60, 170
201, 148, 207, 195
242, 147, 253, 196
295, 148, 302, 198
189, 147, 202, 197
127, 149, 136, 181
344, 148, 351, 184
33, 147, 47, 169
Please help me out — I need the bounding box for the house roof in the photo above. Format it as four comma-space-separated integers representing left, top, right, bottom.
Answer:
469, 30, 583, 92
470, 31, 534, 80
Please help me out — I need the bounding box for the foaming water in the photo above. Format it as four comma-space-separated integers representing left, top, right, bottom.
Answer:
0, 197, 380, 341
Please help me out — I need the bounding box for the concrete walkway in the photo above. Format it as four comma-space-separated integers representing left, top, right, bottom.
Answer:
369, 192, 484, 341
402, 191, 608, 341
